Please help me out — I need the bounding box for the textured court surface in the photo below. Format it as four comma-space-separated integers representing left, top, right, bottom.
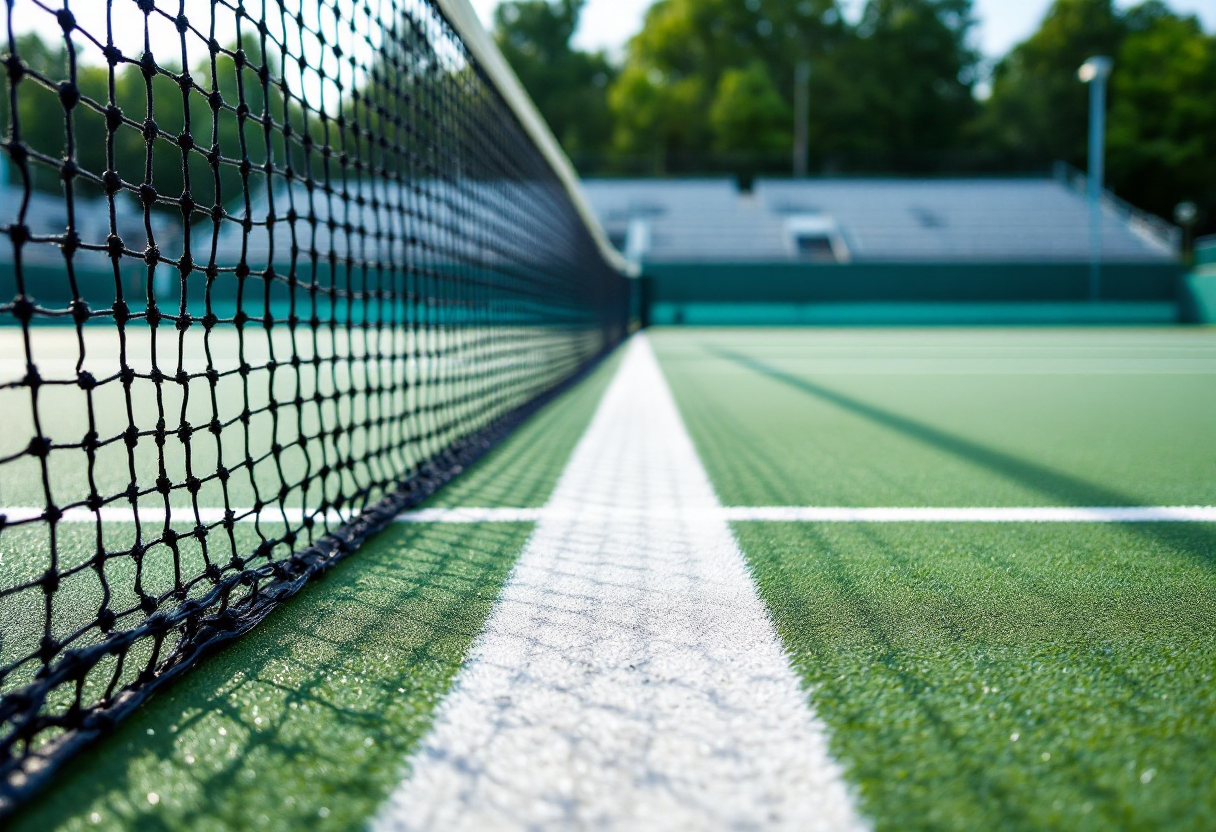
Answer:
8, 326, 1216, 831
653, 328, 1216, 831
376, 338, 860, 831
651, 328, 1216, 508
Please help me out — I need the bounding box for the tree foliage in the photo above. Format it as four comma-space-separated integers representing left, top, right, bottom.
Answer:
493, 0, 615, 156
980, 0, 1216, 225
595, 0, 1213, 225
1107, 4, 1216, 222
710, 61, 791, 154
839, 0, 979, 154
2, 31, 293, 218
6, 0, 1213, 230
603, 0, 978, 172
978, 0, 1125, 166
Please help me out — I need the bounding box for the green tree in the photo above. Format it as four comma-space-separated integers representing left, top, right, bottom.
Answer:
977, 0, 1216, 227
493, 0, 615, 157
3, 29, 290, 216
977, 0, 1125, 167
710, 60, 791, 154
1, 32, 71, 193
606, 0, 978, 174
609, 65, 707, 168
609, 0, 843, 171
833, 0, 979, 158
1107, 3, 1216, 221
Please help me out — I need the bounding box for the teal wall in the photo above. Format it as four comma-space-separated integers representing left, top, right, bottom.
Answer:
0, 261, 146, 311
649, 302, 1179, 326
6, 259, 1193, 327
1183, 239, 1216, 324
641, 262, 1186, 326
1197, 238, 1216, 267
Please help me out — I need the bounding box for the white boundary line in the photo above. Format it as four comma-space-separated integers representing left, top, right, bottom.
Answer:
373, 334, 866, 831
401, 506, 1216, 523
721, 506, 1216, 523
6, 505, 1215, 525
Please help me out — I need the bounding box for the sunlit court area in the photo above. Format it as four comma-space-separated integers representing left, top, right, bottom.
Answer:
2, 0, 1215, 830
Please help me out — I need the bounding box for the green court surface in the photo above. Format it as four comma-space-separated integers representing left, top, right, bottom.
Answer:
652, 327, 1216, 832
13, 521, 532, 832
650, 328, 1216, 507
739, 521, 1216, 831
7, 354, 618, 832
0, 326, 597, 514
8, 326, 1216, 831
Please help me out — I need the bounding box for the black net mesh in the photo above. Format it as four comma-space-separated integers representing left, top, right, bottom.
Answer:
0, 0, 628, 810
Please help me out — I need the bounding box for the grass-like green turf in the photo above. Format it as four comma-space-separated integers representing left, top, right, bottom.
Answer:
738, 521, 1216, 831
12, 326, 1216, 830
652, 327, 1216, 831
651, 328, 1216, 507
8, 352, 619, 831
12, 522, 532, 832
0, 348, 620, 689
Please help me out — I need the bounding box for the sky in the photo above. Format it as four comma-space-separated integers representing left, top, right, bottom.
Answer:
469, 0, 1216, 60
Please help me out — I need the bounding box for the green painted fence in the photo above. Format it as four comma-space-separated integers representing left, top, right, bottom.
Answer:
1185, 238, 1216, 324
639, 262, 1187, 326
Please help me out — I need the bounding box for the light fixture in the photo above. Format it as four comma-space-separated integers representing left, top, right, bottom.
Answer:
1078, 56, 1113, 84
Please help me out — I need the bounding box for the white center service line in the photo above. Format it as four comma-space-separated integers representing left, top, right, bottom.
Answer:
372, 335, 867, 831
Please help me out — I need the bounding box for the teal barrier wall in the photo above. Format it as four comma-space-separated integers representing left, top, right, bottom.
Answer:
0, 261, 146, 311
7, 259, 1189, 326
642, 262, 1186, 325
650, 302, 1179, 326
1185, 276, 1216, 324
1196, 237, 1216, 267
1183, 238, 1216, 324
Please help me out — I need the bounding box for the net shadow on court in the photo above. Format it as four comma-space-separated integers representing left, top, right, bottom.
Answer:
8, 520, 533, 832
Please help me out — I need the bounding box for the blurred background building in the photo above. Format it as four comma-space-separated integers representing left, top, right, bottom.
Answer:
586, 172, 1183, 324
3, 0, 1215, 323
479, 0, 1215, 323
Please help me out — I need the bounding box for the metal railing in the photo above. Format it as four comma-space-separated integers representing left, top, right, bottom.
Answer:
1053, 161, 1181, 257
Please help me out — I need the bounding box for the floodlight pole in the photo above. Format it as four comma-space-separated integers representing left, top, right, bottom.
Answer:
1079, 57, 1112, 302
793, 60, 810, 178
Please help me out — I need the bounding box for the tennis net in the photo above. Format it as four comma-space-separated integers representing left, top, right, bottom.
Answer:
0, 0, 629, 812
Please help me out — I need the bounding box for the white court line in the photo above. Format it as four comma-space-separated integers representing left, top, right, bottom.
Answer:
373, 335, 866, 831
6, 505, 1215, 525
401, 505, 1216, 523
719, 506, 1216, 523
